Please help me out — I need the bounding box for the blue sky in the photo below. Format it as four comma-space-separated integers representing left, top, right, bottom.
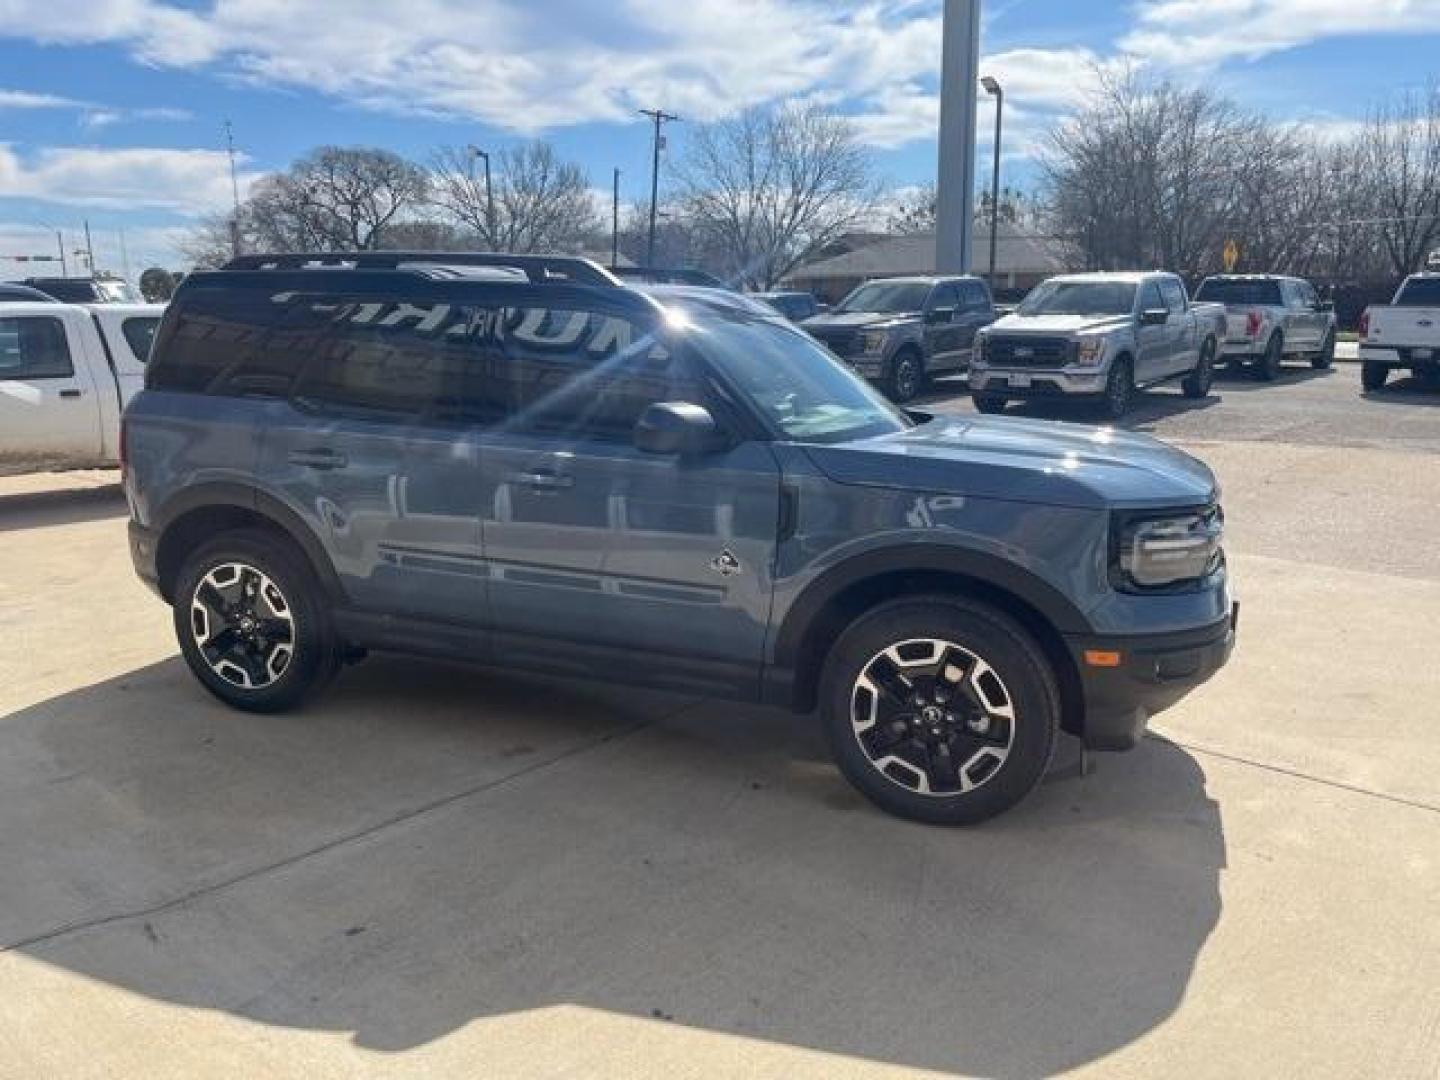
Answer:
0, 0, 1437, 276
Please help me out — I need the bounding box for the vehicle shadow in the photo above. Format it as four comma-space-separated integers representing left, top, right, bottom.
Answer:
1211, 364, 1335, 389
0, 655, 1224, 1075
1361, 377, 1440, 405
0, 481, 127, 534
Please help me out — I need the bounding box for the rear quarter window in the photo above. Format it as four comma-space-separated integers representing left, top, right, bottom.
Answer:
147, 288, 280, 392
121, 317, 160, 363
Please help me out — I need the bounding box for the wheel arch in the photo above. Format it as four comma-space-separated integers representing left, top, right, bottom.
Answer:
773, 547, 1089, 737
153, 483, 343, 605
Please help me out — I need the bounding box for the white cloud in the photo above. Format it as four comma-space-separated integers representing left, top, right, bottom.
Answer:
0, 145, 258, 214
1122, 0, 1440, 67
0, 88, 86, 110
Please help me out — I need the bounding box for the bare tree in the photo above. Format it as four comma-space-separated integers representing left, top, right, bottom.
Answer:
1360, 86, 1440, 277
431, 141, 599, 253
676, 104, 877, 289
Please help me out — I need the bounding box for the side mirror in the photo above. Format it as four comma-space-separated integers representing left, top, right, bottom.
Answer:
634, 401, 718, 456
926, 306, 956, 324
1140, 308, 1169, 326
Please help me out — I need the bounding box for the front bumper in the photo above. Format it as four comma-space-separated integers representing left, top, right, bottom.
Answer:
1065, 603, 1237, 751
128, 520, 163, 598
970, 367, 1107, 397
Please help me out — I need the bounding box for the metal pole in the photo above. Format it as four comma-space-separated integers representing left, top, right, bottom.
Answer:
224, 119, 242, 257
83, 219, 96, 276
612, 167, 620, 266
987, 82, 1003, 284
56, 230, 67, 276
640, 108, 678, 267
482, 151, 496, 248
119, 227, 131, 285
935, 0, 981, 274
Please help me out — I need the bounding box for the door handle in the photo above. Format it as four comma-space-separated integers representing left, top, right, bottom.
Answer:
288, 449, 349, 470
59, 389, 83, 399
504, 469, 574, 490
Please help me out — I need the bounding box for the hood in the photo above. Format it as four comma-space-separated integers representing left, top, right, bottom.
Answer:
984, 312, 1133, 336
803, 415, 1217, 510
804, 311, 919, 330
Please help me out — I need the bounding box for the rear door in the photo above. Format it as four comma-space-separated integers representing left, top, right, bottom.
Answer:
0, 307, 103, 471
475, 293, 782, 697
255, 293, 487, 629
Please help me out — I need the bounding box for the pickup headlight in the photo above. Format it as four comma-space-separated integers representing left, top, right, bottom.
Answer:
973, 335, 988, 366
1074, 335, 1106, 367
1112, 506, 1225, 591
860, 330, 888, 355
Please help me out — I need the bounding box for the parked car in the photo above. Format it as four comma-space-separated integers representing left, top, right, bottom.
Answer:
0, 301, 163, 473
753, 290, 821, 322
0, 283, 60, 302
1192, 274, 1336, 379
123, 250, 1235, 826
1358, 273, 1440, 391
801, 275, 998, 402
971, 272, 1225, 419
21, 276, 139, 304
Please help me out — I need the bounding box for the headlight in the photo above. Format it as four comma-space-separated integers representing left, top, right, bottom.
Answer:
973, 335, 988, 366
1074, 335, 1106, 367
1113, 506, 1225, 591
860, 330, 888, 354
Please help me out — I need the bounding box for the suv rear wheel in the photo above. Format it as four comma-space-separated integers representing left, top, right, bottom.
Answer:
174, 530, 339, 712
886, 349, 924, 403
819, 597, 1059, 825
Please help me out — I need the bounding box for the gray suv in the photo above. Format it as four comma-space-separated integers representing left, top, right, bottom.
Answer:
123, 252, 1236, 825
802, 276, 997, 402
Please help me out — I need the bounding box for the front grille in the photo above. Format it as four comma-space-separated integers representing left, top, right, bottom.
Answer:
986, 336, 1073, 367
809, 327, 858, 355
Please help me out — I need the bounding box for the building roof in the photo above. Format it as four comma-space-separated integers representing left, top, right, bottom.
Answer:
786, 224, 1071, 282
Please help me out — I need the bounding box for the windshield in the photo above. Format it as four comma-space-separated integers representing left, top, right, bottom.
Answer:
686, 313, 911, 444
836, 281, 931, 314
1018, 281, 1137, 317
1395, 277, 1440, 306
1194, 279, 1282, 305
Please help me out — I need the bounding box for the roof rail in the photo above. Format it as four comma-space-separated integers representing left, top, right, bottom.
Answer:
220, 251, 621, 287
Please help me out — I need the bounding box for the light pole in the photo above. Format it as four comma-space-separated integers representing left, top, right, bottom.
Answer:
611, 167, 621, 267
981, 75, 1003, 287
639, 108, 679, 267
468, 145, 496, 247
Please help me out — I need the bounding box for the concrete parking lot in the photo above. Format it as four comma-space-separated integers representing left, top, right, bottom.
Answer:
1, 362, 1438, 1078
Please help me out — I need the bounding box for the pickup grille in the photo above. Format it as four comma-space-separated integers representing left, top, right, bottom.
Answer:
985, 336, 1073, 368
808, 326, 859, 355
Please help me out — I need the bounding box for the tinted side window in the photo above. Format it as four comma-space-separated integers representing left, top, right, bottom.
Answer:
959, 281, 989, 310
0, 317, 73, 379
121, 317, 159, 362
1160, 278, 1186, 311
488, 306, 694, 440
929, 283, 961, 310
1138, 281, 1164, 312
148, 288, 278, 392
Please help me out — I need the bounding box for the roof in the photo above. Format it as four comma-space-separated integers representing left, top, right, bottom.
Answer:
1046, 271, 1169, 284
785, 223, 1070, 282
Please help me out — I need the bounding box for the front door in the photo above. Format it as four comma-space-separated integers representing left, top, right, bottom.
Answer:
923, 282, 964, 371
953, 280, 995, 371
1134, 280, 1171, 383
254, 293, 486, 628
475, 296, 781, 697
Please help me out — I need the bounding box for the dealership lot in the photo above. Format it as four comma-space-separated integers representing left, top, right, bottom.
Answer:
1, 364, 1437, 1078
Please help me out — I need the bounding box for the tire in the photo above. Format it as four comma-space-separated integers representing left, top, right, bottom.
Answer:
886, 349, 925, 404
173, 529, 340, 713
1255, 333, 1283, 381
1101, 356, 1134, 420
973, 394, 1007, 414
819, 596, 1060, 825
1182, 337, 1216, 398
1361, 360, 1389, 392
1311, 331, 1335, 370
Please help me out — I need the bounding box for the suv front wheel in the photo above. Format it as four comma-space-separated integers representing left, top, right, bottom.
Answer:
819, 597, 1060, 825
174, 530, 339, 712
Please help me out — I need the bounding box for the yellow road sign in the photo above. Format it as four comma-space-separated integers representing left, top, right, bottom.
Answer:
1223, 239, 1240, 272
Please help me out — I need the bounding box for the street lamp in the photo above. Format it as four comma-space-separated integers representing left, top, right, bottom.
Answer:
981, 75, 1003, 287
467, 145, 496, 247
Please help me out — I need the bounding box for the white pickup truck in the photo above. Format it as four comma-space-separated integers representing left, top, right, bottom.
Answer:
0, 301, 164, 474
1359, 274, 1440, 391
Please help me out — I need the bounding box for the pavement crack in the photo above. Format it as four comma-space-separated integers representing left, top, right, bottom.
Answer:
1, 710, 678, 955
1154, 734, 1440, 815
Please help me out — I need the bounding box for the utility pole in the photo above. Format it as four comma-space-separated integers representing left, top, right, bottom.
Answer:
611, 167, 621, 267
981, 76, 1004, 286
468, 145, 496, 247
936, 0, 981, 274
118, 227, 131, 285
83, 219, 96, 276
56, 230, 67, 276
639, 108, 679, 267
224, 119, 243, 257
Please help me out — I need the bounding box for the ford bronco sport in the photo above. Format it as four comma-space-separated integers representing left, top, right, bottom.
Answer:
123, 252, 1236, 825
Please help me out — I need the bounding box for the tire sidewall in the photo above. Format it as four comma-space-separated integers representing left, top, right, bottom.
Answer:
819, 598, 1059, 825
889, 350, 923, 403
1185, 340, 1215, 397
1259, 334, 1282, 380
173, 531, 335, 712
1104, 356, 1133, 419
1312, 332, 1335, 369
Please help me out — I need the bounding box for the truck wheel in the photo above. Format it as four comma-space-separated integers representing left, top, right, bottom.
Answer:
173, 529, 340, 713
973, 394, 1007, 414
818, 597, 1059, 825
1361, 361, 1389, 392
1311, 331, 1335, 370
1256, 333, 1283, 381
1182, 338, 1216, 398
886, 349, 924, 403
1102, 356, 1133, 419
